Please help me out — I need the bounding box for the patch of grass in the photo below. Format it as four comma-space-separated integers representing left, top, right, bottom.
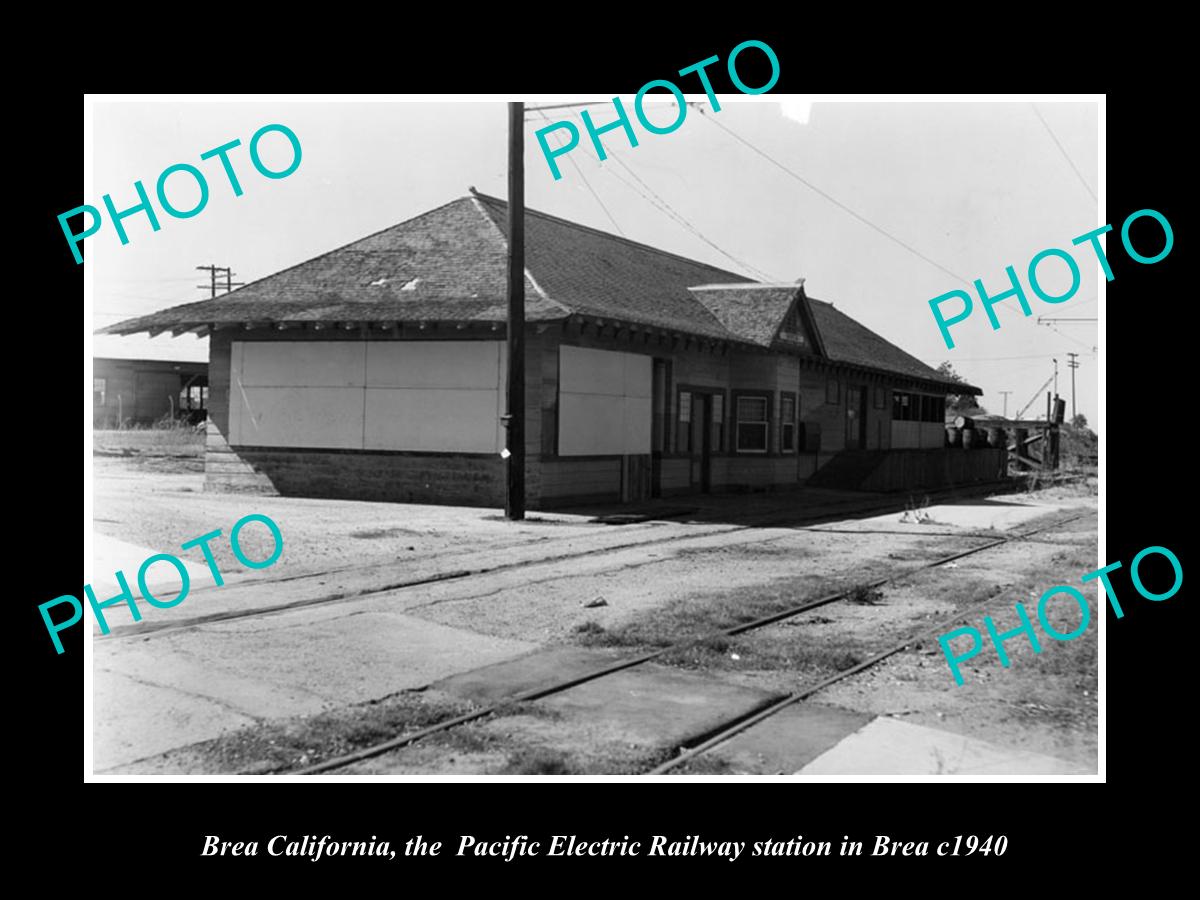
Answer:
900, 494, 935, 524
671, 755, 735, 775
571, 620, 630, 647
847, 584, 884, 606
569, 574, 857, 652
94, 427, 205, 453
490, 700, 563, 721
661, 630, 869, 676
183, 690, 478, 773
501, 748, 573, 775
675, 544, 813, 560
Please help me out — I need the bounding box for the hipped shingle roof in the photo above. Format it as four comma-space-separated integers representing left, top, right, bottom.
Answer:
100, 192, 978, 394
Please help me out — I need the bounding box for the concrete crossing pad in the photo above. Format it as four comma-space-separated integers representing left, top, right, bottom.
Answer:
94, 611, 535, 771
432, 645, 638, 705
797, 716, 1092, 775
702, 703, 873, 774
436, 648, 782, 751
537, 664, 782, 749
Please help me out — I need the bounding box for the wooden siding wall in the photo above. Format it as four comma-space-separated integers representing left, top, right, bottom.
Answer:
859, 448, 1006, 492
891, 421, 946, 449
203, 324, 960, 509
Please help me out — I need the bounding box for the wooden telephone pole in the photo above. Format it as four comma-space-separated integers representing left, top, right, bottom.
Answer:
1067, 352, 1080, 422
196, 264, 245, 298
504, 102, 526, 520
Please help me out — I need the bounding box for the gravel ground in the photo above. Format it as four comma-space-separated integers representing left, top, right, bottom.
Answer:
91, 449, 1097, 775
92, 458, 606, 581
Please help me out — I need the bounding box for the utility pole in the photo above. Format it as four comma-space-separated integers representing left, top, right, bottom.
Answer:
503, 102, 526, 521
1052, 358, 1058, 397
999, 390, 1012, 418
1067, 352, 1079, 422
196, 264, 245, 298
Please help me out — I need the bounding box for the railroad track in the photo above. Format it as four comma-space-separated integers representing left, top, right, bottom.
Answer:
100, 484, 1022, 642
289, 509, 1092, 776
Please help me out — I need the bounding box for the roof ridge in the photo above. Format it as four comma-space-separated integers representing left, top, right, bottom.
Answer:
808, 296, 980, 392
468, 195, 573, 316
470, 190, 757, 283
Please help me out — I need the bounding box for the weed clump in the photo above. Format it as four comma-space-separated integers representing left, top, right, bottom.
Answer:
847, 584, 884, 606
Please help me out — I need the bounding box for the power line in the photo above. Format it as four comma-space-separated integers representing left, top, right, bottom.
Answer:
530, 111, 775, 280
1030, 104, 1097, 202
1045, 322, 1094, 349
925, 353, 1061, 363
695, 109, 973, 285
99, 292, 198, 304
104, 276, 197, 284
525, 102, 613, 114
534, 110, 624, 236
604, 150, 777, 281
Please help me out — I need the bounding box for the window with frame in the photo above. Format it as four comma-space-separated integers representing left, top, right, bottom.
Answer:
94, 377, 106, 407
894, 391, 945, 423
780, 393, 797, 452
826, 378, 840, 405
180, 384, 209, 411
928, 394, 946, 423
677, 390, 692, 453
735, 395, 769, 453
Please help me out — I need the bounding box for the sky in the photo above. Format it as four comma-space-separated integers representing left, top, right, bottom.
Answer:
89, 97, 1099, 426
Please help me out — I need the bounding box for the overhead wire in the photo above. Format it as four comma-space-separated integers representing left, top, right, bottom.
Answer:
693, 106, 1100, 338
533, 110, 625, 236
694, 108, 973, 285
605, 148, 778, 281
1044, 322, 1095, 349
530, 109, 775, 281
1030, 103, 1097, 203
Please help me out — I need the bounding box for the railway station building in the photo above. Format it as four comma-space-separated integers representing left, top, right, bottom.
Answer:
102, 190, 997, 508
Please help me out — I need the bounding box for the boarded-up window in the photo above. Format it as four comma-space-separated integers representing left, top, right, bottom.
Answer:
557, 346, 651, 456
94, 378, 106, 407
736, 395, 769, 453
874, 386, 886, 409
229, 341, 506, 452
826, 378, 840, 404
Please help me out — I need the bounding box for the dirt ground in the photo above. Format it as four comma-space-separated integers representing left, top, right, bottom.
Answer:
91, 440, 1099, 776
